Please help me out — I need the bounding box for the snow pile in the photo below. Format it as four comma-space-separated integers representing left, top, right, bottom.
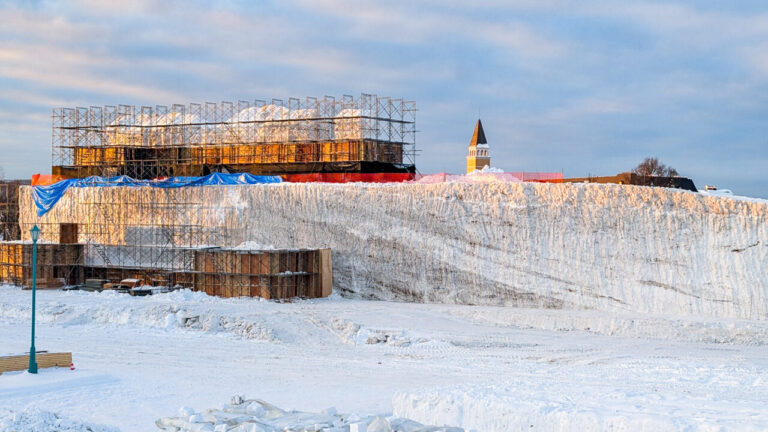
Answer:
699, 189, 768, 204
0, 408, 117, 432
156, 396, 463, 432
0, 287, 280, 341
392, 381, 768, 432
416, 168, 522, 184
449, 305, 768, 344
20, 182, 768, 319
231, 240, 277, 250
468, 165, 504, 174
5, 284, 768, 344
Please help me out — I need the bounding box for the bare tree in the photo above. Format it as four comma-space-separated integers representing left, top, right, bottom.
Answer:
632, 157, 679, 177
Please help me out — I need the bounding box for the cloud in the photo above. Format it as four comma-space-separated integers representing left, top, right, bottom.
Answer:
540, 98, 635, 121
293, 0, 568, 60
0, 0, 767, 197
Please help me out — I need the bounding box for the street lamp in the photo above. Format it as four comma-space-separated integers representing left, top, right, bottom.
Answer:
28, 225, 40, 374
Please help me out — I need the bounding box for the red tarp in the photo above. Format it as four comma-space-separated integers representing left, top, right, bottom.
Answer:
31, 174, 69, 186
414, 172, 563, 184
283, 173, 416, 183
283, 172, 562, 184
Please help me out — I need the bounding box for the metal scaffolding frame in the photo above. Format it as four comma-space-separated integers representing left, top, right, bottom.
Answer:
52, 93, 417, 179
0, 180, 29, 241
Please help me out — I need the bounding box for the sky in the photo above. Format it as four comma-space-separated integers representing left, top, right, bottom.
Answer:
1, 0, 767, 197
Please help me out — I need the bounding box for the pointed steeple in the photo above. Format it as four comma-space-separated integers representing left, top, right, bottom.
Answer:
466, 119, 491, 173
469, 119, 487, 146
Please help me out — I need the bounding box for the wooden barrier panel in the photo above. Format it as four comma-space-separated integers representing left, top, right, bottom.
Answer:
320, 248, 333, 298
190, 248, 332, 300
0, 352, 73, 374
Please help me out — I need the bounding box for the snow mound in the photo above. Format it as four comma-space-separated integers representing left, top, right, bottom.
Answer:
467, 165, 505, 174
231, 240, 277, 250
392, 381, 768, 432
156, 396, 463, 432
416, 169, 522, 184
0, 287, 280, 341
699, 189, 768, 204
0, 408, 117, 432
25, 181, 768, 319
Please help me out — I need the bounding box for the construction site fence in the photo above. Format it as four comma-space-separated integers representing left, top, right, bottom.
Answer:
0, 241, 332, 300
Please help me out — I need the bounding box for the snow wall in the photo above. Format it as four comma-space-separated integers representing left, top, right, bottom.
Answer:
17, 182, 768, 319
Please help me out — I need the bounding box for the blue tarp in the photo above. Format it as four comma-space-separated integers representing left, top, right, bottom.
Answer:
32, 172, 282, 217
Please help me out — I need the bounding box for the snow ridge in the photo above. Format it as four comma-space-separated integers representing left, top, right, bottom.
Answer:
0, 408, 117, 432
20, 182, 768, 319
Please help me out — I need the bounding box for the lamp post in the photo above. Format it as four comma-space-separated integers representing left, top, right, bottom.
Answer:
28, 225, 40, 374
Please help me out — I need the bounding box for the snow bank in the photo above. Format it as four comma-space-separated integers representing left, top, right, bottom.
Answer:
0, 286, 281, 341
699, 189, 768, 204
19, 182, 768, 319
392, 382, 768, 432
4, 284, 768, 345
2, 285, 767, 430
0, 408, 117, 432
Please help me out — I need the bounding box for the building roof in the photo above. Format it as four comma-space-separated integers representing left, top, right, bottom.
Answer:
469, 119, 487, 146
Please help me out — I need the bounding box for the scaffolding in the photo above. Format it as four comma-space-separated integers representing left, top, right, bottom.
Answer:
52, 93, 417, 179
0, 180, 28, 241
14, 184, 333, 298
67, 184, 216, 287
0, 242, 83, 288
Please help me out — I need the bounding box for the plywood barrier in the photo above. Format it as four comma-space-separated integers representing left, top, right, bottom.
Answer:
192, 248, 331, 299
0, 352, 73, 374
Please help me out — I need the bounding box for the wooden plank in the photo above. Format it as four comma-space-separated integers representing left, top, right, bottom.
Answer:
250, 253, 260, 276
319, 248, 333, 298
290, 251, 298, 273
258, 276, 270, 299
240, 253, 250, 276
269, 252, 279, 275
249, 275, 259, 297
204, 253, 213, 273
236, 275, 249, 297
310, 251, 320, 297
0, 352, 73, 374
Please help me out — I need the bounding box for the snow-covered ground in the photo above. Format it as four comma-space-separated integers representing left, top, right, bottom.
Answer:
1, 285, 767, 431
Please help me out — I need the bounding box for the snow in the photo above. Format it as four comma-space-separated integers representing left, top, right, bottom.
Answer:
699, 188, 768, 204
0, 406, 117, 432
231, 241, 277, 251
416, 170, 523, 184
1, 284, 767, 431
10, 181, 768, 430
468, 165, 504, 174
155, 397, 461, 431
393, 379, 768, 431
20, 181, 768, 319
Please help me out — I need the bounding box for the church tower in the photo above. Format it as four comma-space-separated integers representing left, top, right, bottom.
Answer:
466, 119, 490, 173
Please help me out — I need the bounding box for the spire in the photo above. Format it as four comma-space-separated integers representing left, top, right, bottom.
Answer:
469, 119, 487, 146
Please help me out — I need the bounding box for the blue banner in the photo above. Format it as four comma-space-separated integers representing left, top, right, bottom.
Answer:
33, 173, 282, 217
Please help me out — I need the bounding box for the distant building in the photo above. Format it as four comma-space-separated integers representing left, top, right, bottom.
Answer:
466, 119, 490, 173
